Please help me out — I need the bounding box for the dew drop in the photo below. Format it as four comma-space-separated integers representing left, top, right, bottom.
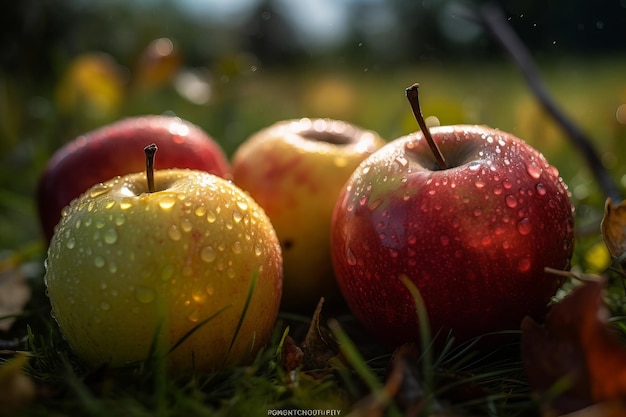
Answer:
66, 237, 76, 249
161, 264, 175, 281
526, 161, 542, 179
135, 286, 156, 304
518, 258, 532, 272
195, 206, 207, 217
100, 301, 111, 311
227, 268, 236, 279
114, 214, 126, 226
192, 288, 205, 303
254, 244, 263, 257
181, 218, 193, 232
346, 247, 357, 265
94, 256, 105, 268
206, 285, 215, 296
473, 207, 482, 217
103, 228, 118, 244
108, 262, 117, 274
206, 210, 217, 223
517, 218, 532, 235
236, 200, 248, 211
187, 309, 200, 323
89, 185, 109, 198
232, 241, 243, 254
105, 201, 116, 210
168, 224, 182, 241
232, 210, 243, 223
493, 184, 503, 195
120, 200, 133, 210
159, 196, 177, 210
440, 235, 450, 246
201, 246, 217, 263
535, 183, 547, 196
474, 179, 486, 189
505, 195, 518, 208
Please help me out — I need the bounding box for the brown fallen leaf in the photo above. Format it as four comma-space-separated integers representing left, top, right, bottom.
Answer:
521, 277, 626, 415
601, 198, 626, 267
300, 297, 340, 372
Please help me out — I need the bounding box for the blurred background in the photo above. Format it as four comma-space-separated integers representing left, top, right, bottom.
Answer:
1, 0, 625, 261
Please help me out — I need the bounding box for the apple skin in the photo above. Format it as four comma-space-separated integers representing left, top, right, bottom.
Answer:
37, 115, 231, 242
231, 118, 385, 311
44, 169, 282, 372
331, 125, 574, 347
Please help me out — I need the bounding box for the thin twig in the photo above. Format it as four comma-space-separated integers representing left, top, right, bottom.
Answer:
471, 3, 622, 203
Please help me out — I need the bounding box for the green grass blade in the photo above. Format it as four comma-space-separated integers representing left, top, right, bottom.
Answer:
226, 270, 259, 358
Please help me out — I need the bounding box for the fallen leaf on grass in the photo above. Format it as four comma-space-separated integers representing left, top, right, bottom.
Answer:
280, 298, 340, 381
601, 198, 626, 268
521, 277, 626, 415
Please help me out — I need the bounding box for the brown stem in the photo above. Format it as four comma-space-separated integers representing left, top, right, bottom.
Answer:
144, 143, 158, 193
405, 83, 447, 170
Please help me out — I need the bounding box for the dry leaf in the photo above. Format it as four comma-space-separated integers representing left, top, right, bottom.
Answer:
601, 198, 626, 263
300, 298, 340, 372
522, 277, 626, 415
0, 265, 31, 332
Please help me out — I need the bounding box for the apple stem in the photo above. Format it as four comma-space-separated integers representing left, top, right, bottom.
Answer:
144, 143, 158, 193
406, 83, 448, 170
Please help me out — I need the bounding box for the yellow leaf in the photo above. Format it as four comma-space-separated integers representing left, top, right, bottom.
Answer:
600, 198, 626, 260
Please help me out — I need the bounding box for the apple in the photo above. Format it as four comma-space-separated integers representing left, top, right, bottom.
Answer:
330, 84, 574, 347
37, 115, 231, 242
44, 145, 282, 372
231, 118, 385, 311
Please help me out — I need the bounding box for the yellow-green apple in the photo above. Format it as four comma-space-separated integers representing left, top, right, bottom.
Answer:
331, 85, 574, 347
44, 145, 282, 372
37, 115, 231, 241
231, 118, 385, 311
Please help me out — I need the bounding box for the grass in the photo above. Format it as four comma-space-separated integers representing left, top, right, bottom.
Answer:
2, 57, 626, 415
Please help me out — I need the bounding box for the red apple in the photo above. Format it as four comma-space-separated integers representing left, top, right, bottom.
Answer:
331, 85, 574, 347
37, 115, 231, 241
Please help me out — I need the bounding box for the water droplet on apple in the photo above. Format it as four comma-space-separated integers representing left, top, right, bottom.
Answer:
120, 200, 133, 210
94, 256, 105, 268
474, 179, 486, 189
502, 179, 512, 189
66, 237, 76, 249
95, 218, 106, 229
518, 258, 532, 272
161, 264, 175, 281
254, 244, 263, 257
89, 185, 109, 198
493, 184, 503, 195
108, 261, 118, 274
206, 210, 217, 223
473, 207, 482, 217
206, 284, 215, 296
232, 210, 243, 223
232, 241, 243, 254
526, 161, 542, 179
135, 286, 156, 304
100, 301, 111, 311
201, 246, 217, 263
103, 228, 118, 244
535, 183, 547, 196
168, 224, 182, 241
505, 195, 517, 208
114, 214, 126, 226
187, 309, 200, 323
192, 288, 205, 303
105, 201, 116, 210
440, 235, 450, 246
516, 218, 532, 235
346, 247, 357, 265
158, 196, 177, 210
359, 195, 368, 206
227, 268, 236, 279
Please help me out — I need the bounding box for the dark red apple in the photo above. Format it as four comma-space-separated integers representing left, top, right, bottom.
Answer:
331, 85, 574, 348
37, 115, 231, 241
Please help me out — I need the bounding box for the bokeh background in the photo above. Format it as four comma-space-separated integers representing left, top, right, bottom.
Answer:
1, 0, 626, 258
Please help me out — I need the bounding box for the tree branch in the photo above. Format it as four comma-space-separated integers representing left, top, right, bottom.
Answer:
474, 3, 622, 203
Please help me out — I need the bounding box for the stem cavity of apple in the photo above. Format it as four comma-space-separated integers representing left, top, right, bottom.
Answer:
405, 83, 448, 170
144, 143, 158, 193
